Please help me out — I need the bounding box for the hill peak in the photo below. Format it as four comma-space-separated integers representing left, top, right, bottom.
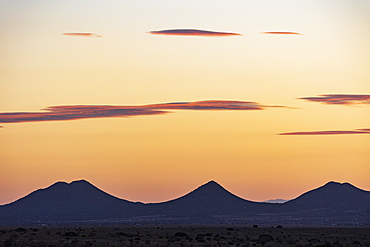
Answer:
51, 181, 68, 186
326, 181, 341, 185
187, 180, 249, 201
195, 180, 226, 192
203, 180, 220, 186
325, 181, 348, 185
44, 180, 93, 191
69, 179, 93, 186
323, 181, 358, 189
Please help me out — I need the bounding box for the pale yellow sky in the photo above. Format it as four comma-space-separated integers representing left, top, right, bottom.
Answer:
0, 0, 369, 204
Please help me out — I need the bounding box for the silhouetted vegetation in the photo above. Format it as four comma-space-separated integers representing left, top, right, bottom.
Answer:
64, 231, 78, 237
258, 234, 274, 245
0, 226, 369, 246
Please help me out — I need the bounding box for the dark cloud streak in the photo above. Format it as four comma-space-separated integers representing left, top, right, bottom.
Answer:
148, 101, 265, 110
63, 33, 102, 37
279, 129, 370, 135
262, 31, 302, 35
149, 29, 241, 37
0, 108, 167, 123
357, 128, 370, 131
299, 94, 370, 106
0, 100, 291, 125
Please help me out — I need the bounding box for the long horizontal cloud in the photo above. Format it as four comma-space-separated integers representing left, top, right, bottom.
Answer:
358, 128, 370, 131
262, 31, 302, 35
279, 129, 370, 135
0, 108, 166, 124
0, 100, 290, 125
63, 33, 102, 37
146, 100, 287, 110
299, 94, 370, 106
149, 29, 241, 37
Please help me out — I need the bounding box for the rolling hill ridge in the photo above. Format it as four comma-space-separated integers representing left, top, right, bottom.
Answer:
1, 180, 369, 226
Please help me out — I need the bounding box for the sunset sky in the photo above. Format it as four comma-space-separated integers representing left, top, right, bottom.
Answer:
1, 0, 369, 205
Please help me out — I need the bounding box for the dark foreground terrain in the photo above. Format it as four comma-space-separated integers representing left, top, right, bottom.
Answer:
1, 225, 369, 247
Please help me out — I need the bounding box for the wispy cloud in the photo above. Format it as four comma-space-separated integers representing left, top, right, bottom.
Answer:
63, 33, 103, 37
0, 100, 291, 125
299, 94, 370, 106
279, 129, 370, 135
262, 31, 302, 35
149, 29, 241, 37
0, 107, 166, 124
357, 128, 370, 131
146, 100, 288, 110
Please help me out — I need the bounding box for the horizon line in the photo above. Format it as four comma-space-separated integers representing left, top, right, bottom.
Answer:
0, 179, 364, 206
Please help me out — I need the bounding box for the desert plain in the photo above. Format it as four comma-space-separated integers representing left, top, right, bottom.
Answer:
1, 225, 369, 247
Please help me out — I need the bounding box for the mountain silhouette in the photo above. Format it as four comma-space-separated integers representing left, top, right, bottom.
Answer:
283, 181, 370, 210
0, 180, 142, 224
0, 180, 369, 225
146, 180, 275, 216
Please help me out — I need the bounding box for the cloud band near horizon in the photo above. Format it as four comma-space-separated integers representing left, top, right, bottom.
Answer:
262, 31, 302, 35
279, 129, 370, 135
63, 33, 102, 37
0, 100, 290, 125
299, 94, 370, 106
149, 29, 241, 37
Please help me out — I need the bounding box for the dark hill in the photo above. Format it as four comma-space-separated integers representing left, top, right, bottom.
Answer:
146, 181, 276, 216
1, 180, 369, 226
284, 181, 370, 211
0, 180, 142, 224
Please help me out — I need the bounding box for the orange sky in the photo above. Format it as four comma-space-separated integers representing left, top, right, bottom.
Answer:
0, 0, 369, 204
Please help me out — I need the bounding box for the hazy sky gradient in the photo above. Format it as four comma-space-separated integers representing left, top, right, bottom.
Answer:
1, 0, 369, 204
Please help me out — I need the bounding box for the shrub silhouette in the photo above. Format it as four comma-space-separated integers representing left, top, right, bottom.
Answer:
64, 231, 78, 237
174, 232, 189, 238
3, 238, 15, 247
195, 233, 205, 242
258, 234, 274, 245
15, 228, 27, 233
